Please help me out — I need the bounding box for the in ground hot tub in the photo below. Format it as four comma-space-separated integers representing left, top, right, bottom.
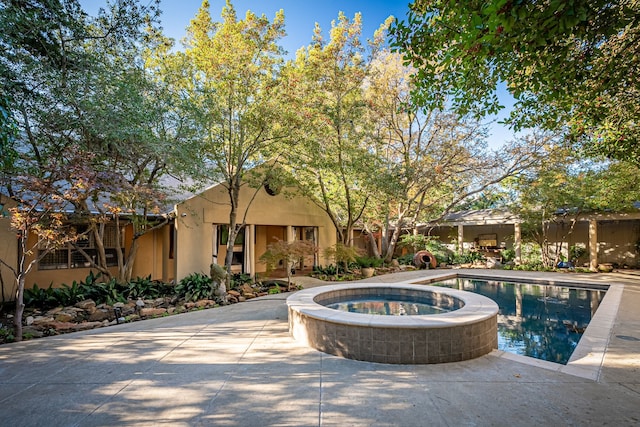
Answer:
287, 283, 498, 364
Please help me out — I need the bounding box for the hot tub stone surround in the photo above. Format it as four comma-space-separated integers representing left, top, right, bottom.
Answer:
287, 283, 498, 364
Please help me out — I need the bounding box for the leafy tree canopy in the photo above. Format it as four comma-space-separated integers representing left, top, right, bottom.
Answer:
390, 0, 640, 165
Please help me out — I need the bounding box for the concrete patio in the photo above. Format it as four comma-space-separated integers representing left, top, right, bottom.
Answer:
0, 269, 638, 426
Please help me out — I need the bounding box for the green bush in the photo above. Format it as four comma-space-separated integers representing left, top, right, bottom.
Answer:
452, 251, 485, 264
395, 253, 415, 265
312, 265, 339, 275
56, 281, 86, 306
323, 243, 361, 273
230, 273, 252, 289
125, 275, 174, 300
501, 248, 516, 263
23, 283, 58, 310
355, 256, 383, 268
175, 273, 215, 302
81, 279, 126, 306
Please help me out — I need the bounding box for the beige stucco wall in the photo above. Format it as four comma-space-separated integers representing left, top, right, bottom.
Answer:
548, 219, 640, 267
0, 195, 18, 301
175, 182, 336, 281
131, 225, 175, 283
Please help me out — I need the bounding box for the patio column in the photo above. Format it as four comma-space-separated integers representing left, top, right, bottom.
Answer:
286, 226, 294, 243
514, 222, 522, 265
589, 219, 598, 271
212, 224, 218, 265
246, 224, 255, 277
457, 225, 464, 255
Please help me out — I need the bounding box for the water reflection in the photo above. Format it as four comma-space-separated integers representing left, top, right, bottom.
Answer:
326, 297, 451, 316
434, 278, 606, 364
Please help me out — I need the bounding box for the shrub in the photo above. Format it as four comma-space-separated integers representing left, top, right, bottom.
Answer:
355, 256, 383, 268
125, 275, 174, 300
312, 264, 339, 275
501, 248, 516, 263
323, 243, 361, 273
56, 281, 86, 306
230, 273, 252, 290
81, 278, 126, 306
452, 251, 485, 264
175, 273, 215, 302
24, 283, 59, 310
395, 253, 415, 265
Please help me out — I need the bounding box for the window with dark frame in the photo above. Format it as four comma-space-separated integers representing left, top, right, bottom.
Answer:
38, 225, 122, 270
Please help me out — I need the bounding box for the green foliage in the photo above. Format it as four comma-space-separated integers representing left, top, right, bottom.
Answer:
398, 234, 431, 252
312, 265, 339, 276
452, 251, 486, 265
268, 287, 281, 295
25, 271, 148, 308
23, 283, 59, 310
125, 275, 174, 300
56, 281, 86, 307
569, 245, 587, 263
355, 256, 383, 268
82, 279, 127, 306
324, 243, 361, 272
501, 248, 516, 263
395, 253, 415, 265
0, 327, 15, 343
230, 273, 252, 290
391, 1, 640, 165
175, 273, 215, 302
283, 13, 393, 245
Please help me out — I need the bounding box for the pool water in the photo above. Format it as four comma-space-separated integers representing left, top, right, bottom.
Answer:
326, 296, 452, 316
433, 278, 606, 364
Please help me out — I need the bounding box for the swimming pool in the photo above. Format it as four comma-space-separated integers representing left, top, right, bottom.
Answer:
432, 277, 606, 364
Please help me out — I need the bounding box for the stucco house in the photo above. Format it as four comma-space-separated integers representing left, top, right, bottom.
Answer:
174, 178, 336, 280
3, 182, 639, 302
0, 190, 175, 301
0, 176, 336, 300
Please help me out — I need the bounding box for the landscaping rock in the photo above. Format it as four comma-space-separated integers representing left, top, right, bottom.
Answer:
140, 307, 167, 317
75, 299, 97, 313
32, 316, 54, 326
196, 300, 214, 308
88, 310, 111, 322
55, 312, 76, 323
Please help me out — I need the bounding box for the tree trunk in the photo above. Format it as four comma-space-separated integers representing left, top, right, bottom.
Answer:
13, 274, 25, 342
383, 222, 404, 262
118, 238, 140, 283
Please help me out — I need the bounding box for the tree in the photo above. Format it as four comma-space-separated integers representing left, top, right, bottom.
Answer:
285, 13, 393, 245
390, 1, 640, 165
0, 149, 85, 341
511, 146, 640, 268
0, 0, 176, 337
181, 0, 292, 286
362, 50, 545, 261
259, 239, 317, 288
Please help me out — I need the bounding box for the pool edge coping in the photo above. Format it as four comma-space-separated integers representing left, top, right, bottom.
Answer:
404, 271, 621, 381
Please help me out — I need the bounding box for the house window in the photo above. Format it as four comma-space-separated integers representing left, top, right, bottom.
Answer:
38, 225, 122, 270
219, 225, 245, 245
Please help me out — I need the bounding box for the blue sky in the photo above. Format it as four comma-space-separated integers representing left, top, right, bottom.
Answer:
82, 0, 516, 147
158, 0, 410, 57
